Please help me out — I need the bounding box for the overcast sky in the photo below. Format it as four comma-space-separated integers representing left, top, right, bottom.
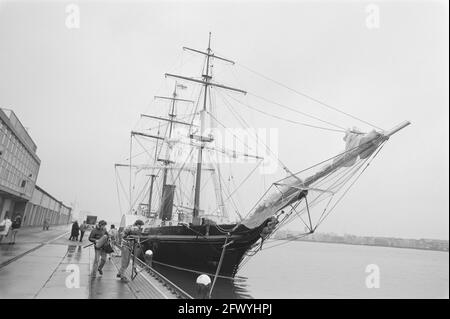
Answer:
0, 0, 448, 239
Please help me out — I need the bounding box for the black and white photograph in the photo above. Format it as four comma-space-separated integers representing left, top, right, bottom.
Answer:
0, 0, 448, 302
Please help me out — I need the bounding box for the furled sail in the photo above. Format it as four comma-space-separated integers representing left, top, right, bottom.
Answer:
242, 129, 386, 229
159, 184, 176, 221
242, 175, 305, 229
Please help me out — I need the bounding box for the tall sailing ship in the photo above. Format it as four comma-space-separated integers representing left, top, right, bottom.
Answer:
115, 33, 410, 278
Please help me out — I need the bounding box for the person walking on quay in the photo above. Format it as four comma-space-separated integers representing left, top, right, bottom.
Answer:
0, 214, 12, 244
79, 221, 88, 242
9, 215, 22, 244
69, 221, 79, 241
43, 218, 50, 231
108, 224, 119, 258
117, 220, 144, 282
89, 220, 109, 278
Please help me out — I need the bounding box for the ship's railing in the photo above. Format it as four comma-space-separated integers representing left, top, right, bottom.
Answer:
115, 243, 194, 299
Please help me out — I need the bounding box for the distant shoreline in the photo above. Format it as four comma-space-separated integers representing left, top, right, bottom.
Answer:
270, 237, 449, 253
307, 239, 448, 252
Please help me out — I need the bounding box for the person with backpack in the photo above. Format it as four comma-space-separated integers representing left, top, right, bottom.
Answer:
79, 221, 88, 242
88, 220, 109, 278
108, 224, 119, 258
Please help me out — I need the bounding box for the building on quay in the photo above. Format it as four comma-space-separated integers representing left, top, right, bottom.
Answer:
0, 108, 72, 226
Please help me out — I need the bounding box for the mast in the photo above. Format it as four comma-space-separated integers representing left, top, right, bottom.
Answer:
209, 89, 227, 220
146, 174, 157, 217
164, 33, 246, 225
161, 84, 178, 191
132, 83, 194, 222
192, 33, 212, 225
146, 123, 160, 218
155, 83, 185, 221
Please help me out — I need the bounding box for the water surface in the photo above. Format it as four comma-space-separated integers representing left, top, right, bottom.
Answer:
154, 241, 449, 299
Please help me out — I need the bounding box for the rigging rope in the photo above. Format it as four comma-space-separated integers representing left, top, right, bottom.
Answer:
187, 56, 208, 131
238, 140, 386, 271
274, 153, 370, 232
261, 232, 312, 250
230, 88, 347, 131
274, 135, 385, 184
214, 161, 242, 220
149, 259, 241, 281
116, 169, 131, 205
206, 103, 255, 153
235, 62, 384, 131
264, 142, 386, 251
225, 92, 348, 134
128, 177, 152, 215
218, 160, 263, 214
209, 234, 230, 298
217, 89, 295, 177
133, 135, 155, 160
114, 168, 124, 218
129, 134, 133, 213
315, 141, 387, 228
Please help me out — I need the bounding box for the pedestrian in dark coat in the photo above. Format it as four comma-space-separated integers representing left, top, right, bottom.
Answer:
89, 220, 108, 277
69, 221, 80, 241
10, 216, 22, 244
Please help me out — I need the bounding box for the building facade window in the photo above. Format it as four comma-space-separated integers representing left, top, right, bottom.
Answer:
0, 115, 39, 199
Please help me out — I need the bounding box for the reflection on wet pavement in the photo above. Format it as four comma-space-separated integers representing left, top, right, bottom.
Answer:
0, 238, 138, 299
0, 228, 179, 299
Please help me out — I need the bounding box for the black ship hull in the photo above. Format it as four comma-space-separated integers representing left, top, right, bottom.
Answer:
138, 223, 264, 277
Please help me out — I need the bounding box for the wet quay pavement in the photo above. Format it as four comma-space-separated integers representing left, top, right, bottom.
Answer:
0, 225, 70, 267
0, 226, 177, 299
